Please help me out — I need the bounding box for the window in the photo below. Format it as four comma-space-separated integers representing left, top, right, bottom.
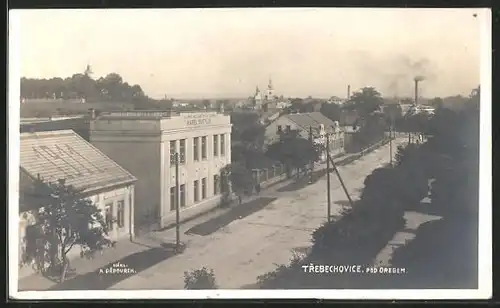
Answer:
286, 125, 291, 132
105, 203, 114, 231
193, 180, 199, 202
193, 137, 199, 161
213, 135, 219, 157
201, 178, 207, 199
277, 125, 282, 133
213, 175, 220, 195
170, 140, 177, 165
117, 200, 125, 228
220, 134, 225, 156
180, 184, 186, 207
170, 187, 176, 211
179, 139, 186, 164
201, 136, 207, 159
220, 173, 227, 193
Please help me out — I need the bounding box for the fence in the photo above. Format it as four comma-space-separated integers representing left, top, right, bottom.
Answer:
252, 164, 287, 189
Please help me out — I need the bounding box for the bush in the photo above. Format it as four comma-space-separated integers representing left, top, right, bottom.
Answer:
183, 267, 218, 289
256, 251, 305, 289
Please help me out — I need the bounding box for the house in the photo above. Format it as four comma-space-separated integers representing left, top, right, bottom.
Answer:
90, 110, 232, 232
19, 130, 137, 278
264, 112, 345, 161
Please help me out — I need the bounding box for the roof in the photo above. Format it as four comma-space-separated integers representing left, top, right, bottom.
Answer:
284, 112, 337, 130
20, 130, 137, 194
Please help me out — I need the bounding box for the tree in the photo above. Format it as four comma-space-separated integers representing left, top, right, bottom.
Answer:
24, 176, 113, 282
320, 103, 341, 122
289, 98, 314, 113
265, 129, 320, 178
465, 85, 480, 112
429, 97, 444, 109
239, 124, 266, 152
184, 267, 218, 289
344, 87, 384, 118
221, 163, 255, 205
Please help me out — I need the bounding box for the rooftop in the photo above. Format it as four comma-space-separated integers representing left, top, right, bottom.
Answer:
284, 112, 338, 130
96, 109, 226, 120
20, 130, 137, 193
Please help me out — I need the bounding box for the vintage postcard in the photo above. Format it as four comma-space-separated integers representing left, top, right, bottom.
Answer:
8, 8, 491, 300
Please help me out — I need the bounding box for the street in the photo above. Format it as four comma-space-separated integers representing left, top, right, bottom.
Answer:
109, 138, 408, 289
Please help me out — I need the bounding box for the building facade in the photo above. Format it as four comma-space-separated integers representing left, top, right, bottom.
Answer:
89, 110, 232, 232
264, 112, 345, 161
19, 130, 136, 278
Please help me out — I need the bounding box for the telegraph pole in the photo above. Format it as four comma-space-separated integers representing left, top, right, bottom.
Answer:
308, 126, 314, 184
326, 133, 332, 222
389, 116, 393, 166
175, 152, 181, 250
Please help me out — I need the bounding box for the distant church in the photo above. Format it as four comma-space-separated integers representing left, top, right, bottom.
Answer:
253, 78, 277, 110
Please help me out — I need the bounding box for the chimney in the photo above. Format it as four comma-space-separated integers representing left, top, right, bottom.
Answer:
347, 85, 351, 100
414, 79, 419, 105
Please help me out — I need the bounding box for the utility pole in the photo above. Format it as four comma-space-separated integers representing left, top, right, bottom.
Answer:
308, 126, 314, 184
389, 116, 393, 166
326, 133, 332, 222
174, 152, 181, 250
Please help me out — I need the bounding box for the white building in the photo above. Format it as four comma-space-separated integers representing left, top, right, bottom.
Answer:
19, 130, 137, 277
264, 112, 345, 161
90, 110, 232, 232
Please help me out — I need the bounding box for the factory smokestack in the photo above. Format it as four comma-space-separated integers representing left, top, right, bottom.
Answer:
347, 85, 351, 100
414, 79, 418, 105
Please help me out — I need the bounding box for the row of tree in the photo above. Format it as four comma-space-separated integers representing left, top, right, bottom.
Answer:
21, 68, 148, 103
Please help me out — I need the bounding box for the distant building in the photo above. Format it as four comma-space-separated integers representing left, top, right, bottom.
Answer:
264, 112, 345, 161
407, 104, 435, 116
20, 115, 91, 141
19, 130, 136, 278
327, 96, 346, 105
90, 110, 232, 233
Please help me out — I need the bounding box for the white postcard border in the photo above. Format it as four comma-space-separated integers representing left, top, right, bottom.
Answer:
8, 8, 492, 300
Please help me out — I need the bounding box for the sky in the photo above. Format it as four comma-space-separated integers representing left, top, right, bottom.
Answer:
14, 8, 484, 99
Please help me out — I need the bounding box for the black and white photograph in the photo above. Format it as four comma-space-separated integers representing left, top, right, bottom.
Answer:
8, 8, 491, 300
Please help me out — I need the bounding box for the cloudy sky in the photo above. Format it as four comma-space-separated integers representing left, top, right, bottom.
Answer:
14, 8, 484, 99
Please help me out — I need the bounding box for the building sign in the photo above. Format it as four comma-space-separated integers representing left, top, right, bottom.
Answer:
183, 112, 217, 126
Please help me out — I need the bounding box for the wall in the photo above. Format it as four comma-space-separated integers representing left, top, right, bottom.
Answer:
160, 113, 232, 228
264, 116, 302, 144
20, 118, 91, 141
90, 121, 162, 232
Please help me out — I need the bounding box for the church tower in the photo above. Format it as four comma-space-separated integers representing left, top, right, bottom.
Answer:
254, 86, 263, 110
265, 78, 274, 101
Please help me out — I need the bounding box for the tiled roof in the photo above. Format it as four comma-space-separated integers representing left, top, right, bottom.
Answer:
284, 112, 337, 130
20, 130, 136, 193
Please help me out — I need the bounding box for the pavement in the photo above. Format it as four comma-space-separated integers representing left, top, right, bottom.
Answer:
18, 138, 406, 291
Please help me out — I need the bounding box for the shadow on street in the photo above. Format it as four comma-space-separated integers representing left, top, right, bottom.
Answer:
48, 247, 178, 290
185, 197, 277, 236
277, 169, 327, 193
